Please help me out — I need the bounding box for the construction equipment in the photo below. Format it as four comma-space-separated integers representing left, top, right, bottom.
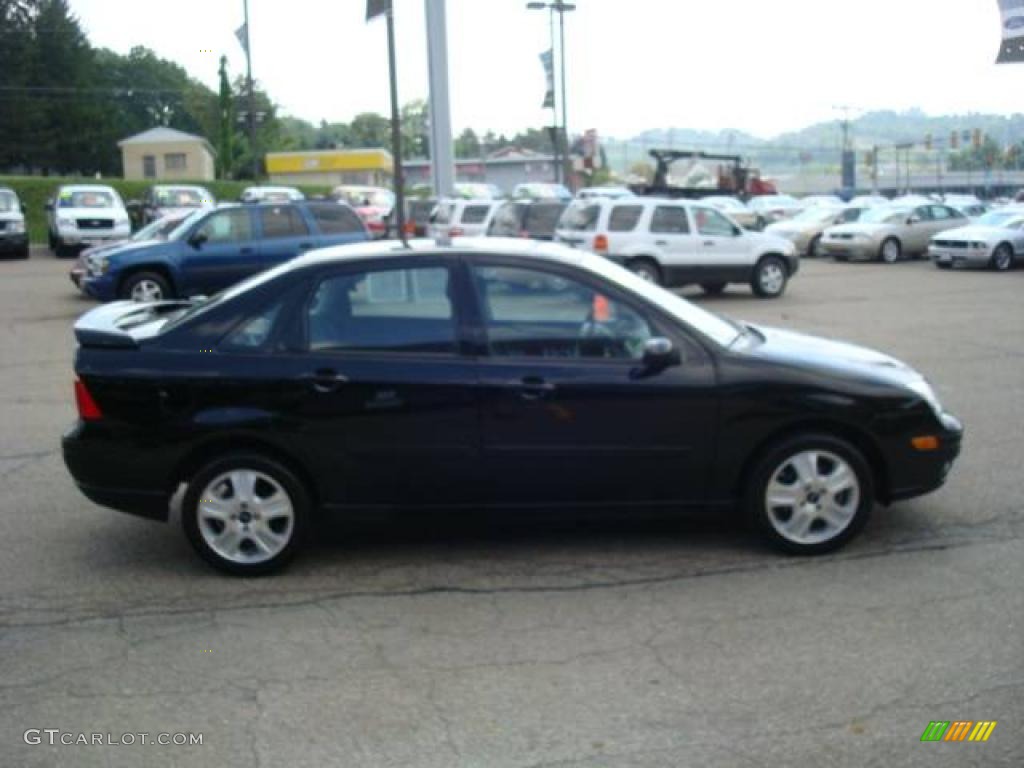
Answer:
632, 149, 777, 200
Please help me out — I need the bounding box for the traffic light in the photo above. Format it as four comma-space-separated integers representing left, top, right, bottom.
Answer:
950, 131, 959, 150
972, 129, 983, 149
924, 133, 932, 151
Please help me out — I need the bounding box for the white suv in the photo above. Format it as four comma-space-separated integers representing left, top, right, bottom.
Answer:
555, 197, 799, 298
428, 198, 502, 239
46, 185, 131, 258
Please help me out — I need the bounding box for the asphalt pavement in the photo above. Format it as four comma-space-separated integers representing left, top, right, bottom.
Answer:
0, 246, 1021, 767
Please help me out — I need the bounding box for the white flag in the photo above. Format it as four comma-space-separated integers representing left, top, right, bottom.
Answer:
235, 23, 249, 56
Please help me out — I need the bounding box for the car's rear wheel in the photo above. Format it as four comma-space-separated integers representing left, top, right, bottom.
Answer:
990, 243, 1013, 272
17, 245, 29, 259
879, 237, 901, 264
121, 271, 171, 302
746, 434, 873, 555
182, 454, 309, 575
627, 258, 662, 285
701, 282, 726, 295
751, 256, 787, 298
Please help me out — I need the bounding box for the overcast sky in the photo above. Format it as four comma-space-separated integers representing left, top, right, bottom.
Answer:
70, 0, 1019, 139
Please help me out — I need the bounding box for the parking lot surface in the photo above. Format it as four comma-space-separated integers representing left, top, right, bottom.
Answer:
1, 248, 1022, 767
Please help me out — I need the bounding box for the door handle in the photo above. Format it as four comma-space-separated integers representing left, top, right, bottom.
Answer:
703, 240, 716, 246
655, 240, 668, 246
518, 376, 555, 400
304, 368, 349, 394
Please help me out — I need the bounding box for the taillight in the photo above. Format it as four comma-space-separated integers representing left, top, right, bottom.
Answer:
448, 227, 465, 237
593, 234, 609, 252
74, 378, 103, 421
403, 221, 416, 236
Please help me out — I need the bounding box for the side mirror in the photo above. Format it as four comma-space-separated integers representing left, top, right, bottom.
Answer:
907, 215, 920, 225
638, 337, 681, 375
188, 231, 208, 249
732, 225, 743, 236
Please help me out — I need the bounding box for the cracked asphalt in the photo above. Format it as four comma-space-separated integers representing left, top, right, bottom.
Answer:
0, 247, 1022, 767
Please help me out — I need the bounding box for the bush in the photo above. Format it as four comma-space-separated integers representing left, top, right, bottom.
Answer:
0, 176, 333, 244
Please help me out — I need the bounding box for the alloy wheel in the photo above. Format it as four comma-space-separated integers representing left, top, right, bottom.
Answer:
764, 450, 860, 546
130, 279, 164, 302
758, 261, 785, 295
197, 470, 295, 565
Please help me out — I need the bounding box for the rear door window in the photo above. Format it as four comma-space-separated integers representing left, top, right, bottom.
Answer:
608, 205, 643, 232
260, 205, 310, 238
460, 205, 492, 225
650, 206, 690, 234
309, 204, 365, 234
558, 202, 600, 232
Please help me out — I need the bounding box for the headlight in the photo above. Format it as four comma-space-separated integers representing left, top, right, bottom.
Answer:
57, 217, 76, 228
970, 241, 988, 250
906, 379, 943, 417
87, 256, 110, 276
8, 220, 25, 233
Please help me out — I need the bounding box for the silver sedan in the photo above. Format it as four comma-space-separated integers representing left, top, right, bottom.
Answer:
820, 203, 968, 263
928, 208, 1024, 271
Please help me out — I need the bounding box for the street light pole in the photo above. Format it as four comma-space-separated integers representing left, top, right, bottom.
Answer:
527, 2, 575, 189
242, 0, 258, 181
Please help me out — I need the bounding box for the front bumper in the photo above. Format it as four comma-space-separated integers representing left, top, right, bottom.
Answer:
56, 231, 130, 249
887, 412, 963, 502
821, 240, 877, 261
80, 273, 118, 301
928, 246, 989, 268
0, 232, 28, 254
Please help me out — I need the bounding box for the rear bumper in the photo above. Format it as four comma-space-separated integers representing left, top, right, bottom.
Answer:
62, 421, 172, 521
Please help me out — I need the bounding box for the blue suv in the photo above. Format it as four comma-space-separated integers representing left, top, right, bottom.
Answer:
78, 201, 369, 302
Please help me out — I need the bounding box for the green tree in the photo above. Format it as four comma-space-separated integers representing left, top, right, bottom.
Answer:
348, 112, 391, 149
454, 128, 481, 158
217, 56, 234, 178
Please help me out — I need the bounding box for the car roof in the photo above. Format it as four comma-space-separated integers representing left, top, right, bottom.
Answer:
60, 184, 117, 192
293, 236, 588, 271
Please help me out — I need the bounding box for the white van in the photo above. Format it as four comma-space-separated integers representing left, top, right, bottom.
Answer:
555, 197, 799, 298
427, 199, 502, 239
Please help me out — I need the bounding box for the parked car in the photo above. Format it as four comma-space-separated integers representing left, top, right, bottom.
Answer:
747, 194, 803, 224
406, 197, 437, 237
137, 185, 215, 225
428, 199, 502, 239
77, 201, 368, 302
820, 203, 969, 263
513, 182, 573, 202
765, 205, 866, 257
0, 186, 29, 259
62, 238, 963, 574
554, 197, 798, 297
46, 185, 132, 258
928, 207, 1024, 271
701, 195, 764, 230
487, 200, 568, 240
576, 186, 634, 200
330, 186, 396, 240
938, 195, 988, 221
71, 212, 191, 289
240, 186, 304, 203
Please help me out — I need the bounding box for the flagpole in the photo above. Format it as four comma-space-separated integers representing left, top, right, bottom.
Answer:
385, 6, 406, 241
242, 0, 258, 180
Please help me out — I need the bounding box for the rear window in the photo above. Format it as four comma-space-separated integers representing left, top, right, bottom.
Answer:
310, 203, 365, 234
558, 202, 600, 232
430, 203, 453, 225
461, 205, 492, 225
523, 203, 566, 236
489, 202, 525, 235
609, 205, 643, 232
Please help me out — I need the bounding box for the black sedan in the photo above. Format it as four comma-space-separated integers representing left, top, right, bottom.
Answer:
62, 239, 962, 574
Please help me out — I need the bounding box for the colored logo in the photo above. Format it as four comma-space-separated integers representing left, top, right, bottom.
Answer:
920, 721, 997, 742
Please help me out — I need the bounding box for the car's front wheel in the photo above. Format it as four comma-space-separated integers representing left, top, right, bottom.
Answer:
990, 243, 1013, 272
627, 258, 662, 285
879, 237, 902, 264
120, 271, 171, 302
751, 256, 788, 298
746, 434, 873, 555
182, 454, 309, 575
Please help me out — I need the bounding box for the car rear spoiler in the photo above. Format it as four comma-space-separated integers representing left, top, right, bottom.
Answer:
73, 300, 193, 349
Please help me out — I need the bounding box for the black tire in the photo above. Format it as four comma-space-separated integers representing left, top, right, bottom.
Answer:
17, 245, 30, 260
989, 243, 1013, 272
54, 243, 73, 259
701, 282, 726, 295
627, 258, 662, 285
879, 237, 901, 264
182, 453, 310, 576
935, 261, 952, 270
751, 255, 788, 298
745, 433, 873, 556
47, 231, 56, 251
119, 270, 172, 302
807, 235, 822, 258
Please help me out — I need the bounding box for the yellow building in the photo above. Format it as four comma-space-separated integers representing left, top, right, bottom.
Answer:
266, 148, 393, 187
119, 127, 216, 181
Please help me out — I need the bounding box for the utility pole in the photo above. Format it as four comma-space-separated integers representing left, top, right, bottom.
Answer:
424, 0, 455, 200
242, 0, 258, 180
384, 7, 406, 238
557, 4, 571, 189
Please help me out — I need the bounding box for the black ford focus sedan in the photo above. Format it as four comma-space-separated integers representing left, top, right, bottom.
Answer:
62, 239, 962, 574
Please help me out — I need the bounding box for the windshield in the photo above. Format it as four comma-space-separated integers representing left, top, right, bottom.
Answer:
165, 209, 208, 241
0, 191, 17, 212
58, 189, 118, 208
558, 201, 600, 232
154, 187, 208, 207
335, 188, 395, 208
750, 195, 798, 210
583, 253, 740, 347
132, 215, 187, 241
977, 210, 1022, 227
791, 207, 840, 224
860, 206, 910, 224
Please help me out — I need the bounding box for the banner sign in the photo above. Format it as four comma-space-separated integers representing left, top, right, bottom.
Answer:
234, 23, 249, 56
540, 49, 554, 109
366, 0, 391, 22
997, 0, 1024, 62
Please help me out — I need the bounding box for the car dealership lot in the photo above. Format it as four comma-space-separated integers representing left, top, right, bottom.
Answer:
1, 249, 1022, 766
